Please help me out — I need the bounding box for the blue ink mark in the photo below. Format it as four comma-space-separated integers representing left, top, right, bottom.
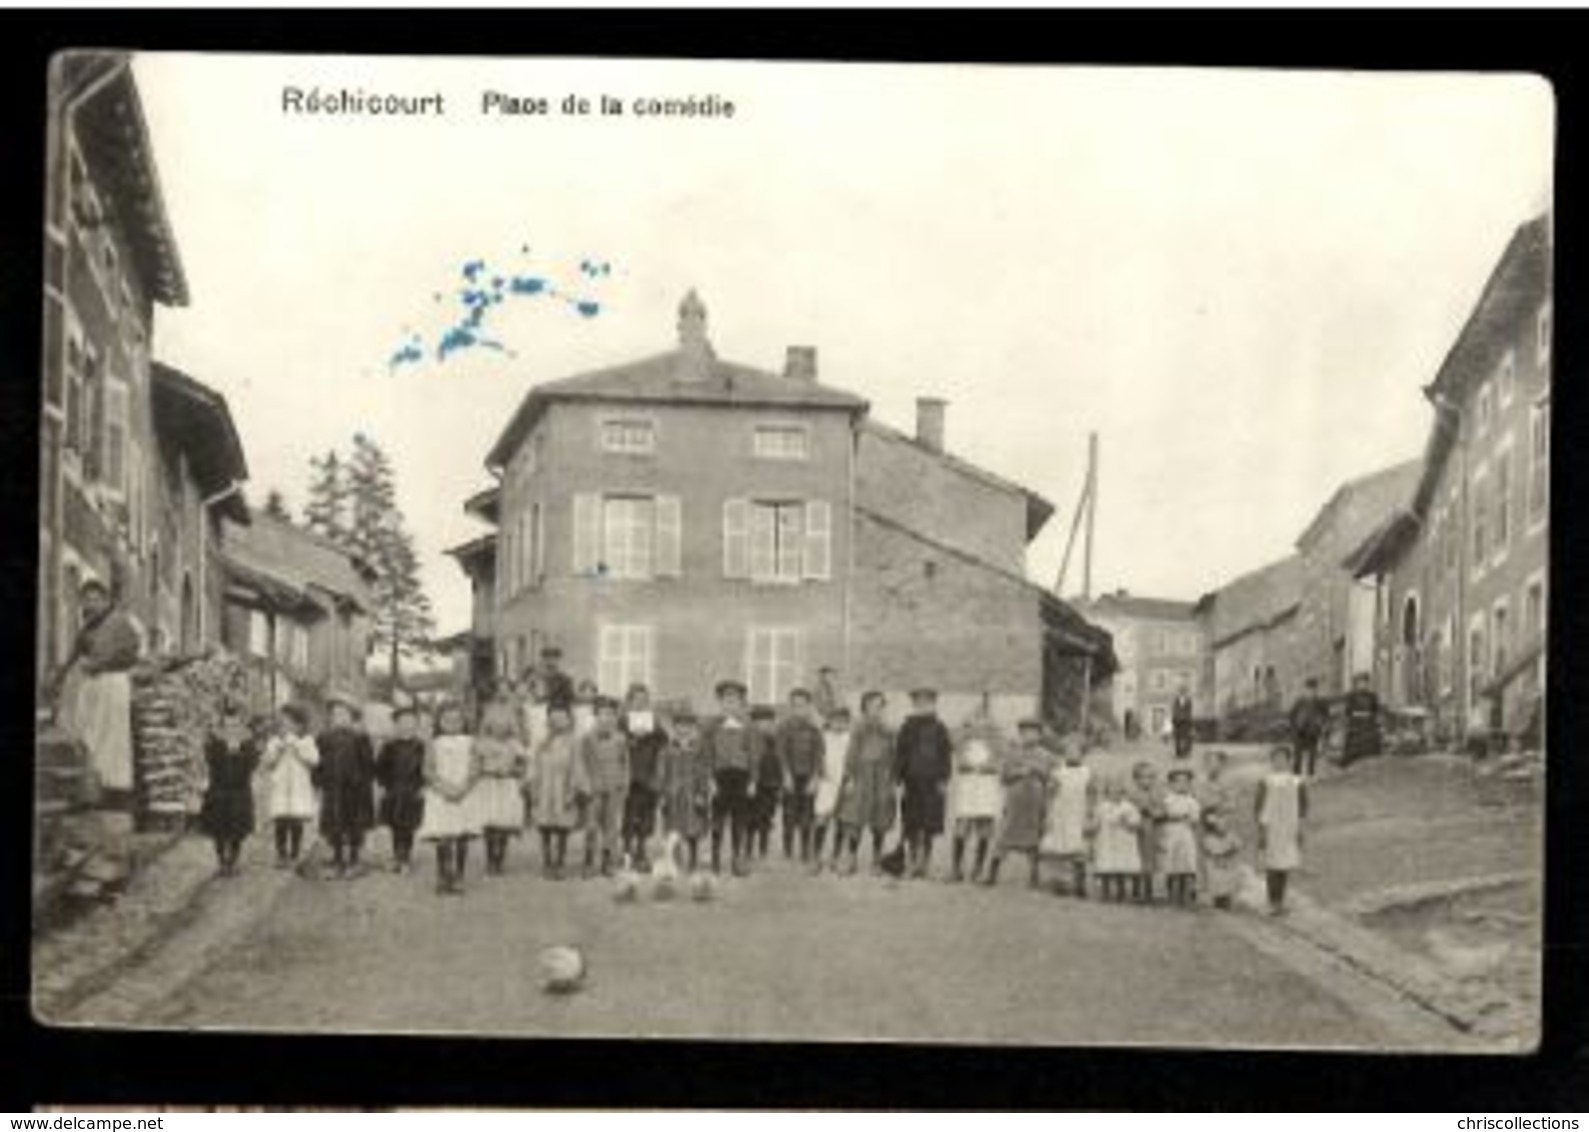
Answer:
462, 259, 486, 283
509, 274, 546, 295
388, 341, 424, 370
575, 300, 600, 318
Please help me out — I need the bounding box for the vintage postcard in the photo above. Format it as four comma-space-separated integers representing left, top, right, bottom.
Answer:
32, 52, 1552, 1052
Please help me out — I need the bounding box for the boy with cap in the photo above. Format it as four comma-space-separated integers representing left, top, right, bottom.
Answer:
1288, 677, 1327, 777
621, 683, 667, 869
777, 688, 825, 862
538, 646, 576, 711
748, 705, 783, 860
894, 687, 954, 879
576, 696, 630, 877
705, 679, 755, 876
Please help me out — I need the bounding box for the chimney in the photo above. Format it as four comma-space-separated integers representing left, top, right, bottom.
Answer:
784, 346, 817, 382
916, 397, 947, 454
675, 289, 713, 381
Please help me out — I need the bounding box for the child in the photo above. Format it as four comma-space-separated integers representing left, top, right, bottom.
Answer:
982, 719, 1053, 889
577, 696, 630, 878
530, 702, 580, 879
418, 701, 481, 894
1255, 744, 1307, 915
1160, 765, 1202, 906
705, 679, 755, 877
199, 701, 261, 877
1041, 736, 1095, 898
895, 688, 954, 880
314, 696, 377, 880
748, 705, 783, 860
375, 705, 427, 873
622, 684, 668, 869
475, 697, 528, 876
776, 688, 825, 862
1126, 761, 1164, 903
1091, 777, 1142, 902
949, 711, 1004, 883
658, 706, 712, 873
1199, 748, 1234, 816
810, 706, 852, 874
835, 691, 897, 875
1201, 805, 1244, 911
572, 679, 600, 740
262, 702, 318, 869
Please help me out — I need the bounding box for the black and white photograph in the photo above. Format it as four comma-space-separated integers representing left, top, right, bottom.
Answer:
30, 51, 1553, 1053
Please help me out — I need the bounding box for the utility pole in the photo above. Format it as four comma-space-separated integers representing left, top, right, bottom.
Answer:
1083, 430, 1098, 602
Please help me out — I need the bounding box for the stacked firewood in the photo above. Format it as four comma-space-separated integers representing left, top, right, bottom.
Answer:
130, 652, 249, 829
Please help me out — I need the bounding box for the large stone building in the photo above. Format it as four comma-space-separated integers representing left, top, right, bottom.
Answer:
1080, 592, 1206, 737
449, 292, 1113, 726
1346, 216, 1551, 744
38, 53, 250, 691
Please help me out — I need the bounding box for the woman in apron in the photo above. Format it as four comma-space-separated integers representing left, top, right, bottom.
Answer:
54, 578, 141, 804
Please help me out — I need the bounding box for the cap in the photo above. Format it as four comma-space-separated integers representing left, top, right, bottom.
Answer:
1166, 765, 1195, 782
750, 705, 776, 721
325, 692, 362, 718
910, 687, 939, 702
541, 646, 564, 659
672, 705, 699, 725
592, 695, 621, 712
1016, 718, 1044, 733
827, 706, 852, 721
715, 679, 748, 698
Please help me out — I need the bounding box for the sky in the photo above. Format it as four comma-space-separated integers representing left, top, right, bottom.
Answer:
133, 55, 1554, 635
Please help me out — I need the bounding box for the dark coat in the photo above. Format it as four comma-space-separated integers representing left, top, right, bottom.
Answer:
1289, 694, 1327, 744
1343, 688, 1382, 764
200, 735, 260, 840
895, 714, 953, 835
776, 716, 826, 782
1171, 695, 1195, 731
375, 737, 427, 832
315, 726, 377, 836
624, 721, 669, 790
836, 720, 897, 834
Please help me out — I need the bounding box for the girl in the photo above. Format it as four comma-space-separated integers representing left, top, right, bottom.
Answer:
315, 697, 377, 879
1126, 761, 1164, 903
375, 705, 427, 873
810, 706, 852, 874
657, 707, 712, 873
1200, 804, 1244, 911
530, 702, 581, 879
474, 698, 528, 876
1041, 737, 1095, 898
949, 712, 1005, 883
418, 702, 481, 894
262, 703, 318, 869
1160, 766, 1202, 906
572, 679, 600, 740
199, 702, 261, 876
982, 719, 1053, 889
834, 692, 897, 875
1255, 744, 1307, 915
1091, 777, 1142, 903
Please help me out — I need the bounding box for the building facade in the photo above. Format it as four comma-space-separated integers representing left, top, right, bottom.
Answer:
1202, 555, 1306, 720
1347, 216, 1551, 744
453, 292, 1112, 726
1081, 592, 1205, 736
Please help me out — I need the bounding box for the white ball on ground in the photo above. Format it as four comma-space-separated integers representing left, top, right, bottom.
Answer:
538, 945, 586, 994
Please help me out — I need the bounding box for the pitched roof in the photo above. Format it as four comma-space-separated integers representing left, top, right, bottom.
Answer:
1295, 458, 1422, 554
486, 347, 868, 468
150, 362, 249, 521
862, 418, 1056, 541
444, 533, 497, 572
1083, 592, 1199, 623
1204, 554, 1307, 648
463, 485, 500, 525
222, 513, 376, 613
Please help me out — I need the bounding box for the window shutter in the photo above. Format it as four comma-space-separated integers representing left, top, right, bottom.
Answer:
803, 500, 832, 580
598, 624, 624, 694
574, 493, 601, 575
723, 498, 749, 578
655, 495, 682, 577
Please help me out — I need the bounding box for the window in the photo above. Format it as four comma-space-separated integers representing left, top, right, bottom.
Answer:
1497, 350, 1516, 408
1470, 470, 1488, 572
751, 502, 801, 583
1440, 615, 1456, 697
753, 424, 809, 461
1150, 670, 1168, 694
63, 317, 87, 455
573, 493, 681, 579
1475, 383, 1493, 434
1493, 444, 1512, 561
1538, 302, 1552, 369
724, 499, 830, 583
598, 624, 653, 696
104, 377, 128, 495
1467, 620, 1485, 711
502, 521, 517, 597
747, 627, 802, 705
248, 609, 271, 658
603, 496, 655, 579
1524, 575, 1545, 645
1492, 600, 1510, 680
292, 623, 309, 672
1529, 401, 1549, 526
600, 418, 655, 454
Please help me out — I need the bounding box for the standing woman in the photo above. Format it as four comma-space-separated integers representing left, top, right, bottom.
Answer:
1341, 672, 1383, 769
199, 701, 262, 876
835, 691, 898, 875
53, 578, 141, 805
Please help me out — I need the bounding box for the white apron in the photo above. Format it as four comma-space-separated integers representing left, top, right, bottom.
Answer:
1259, 772, 1303, 872
1041, 763, 1093, 856
62, 669, 134, 793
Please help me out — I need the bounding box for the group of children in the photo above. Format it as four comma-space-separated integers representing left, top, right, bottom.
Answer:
198, 671, 1308, 915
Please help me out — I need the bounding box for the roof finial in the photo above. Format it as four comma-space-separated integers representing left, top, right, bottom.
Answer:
678, 289, 711, 356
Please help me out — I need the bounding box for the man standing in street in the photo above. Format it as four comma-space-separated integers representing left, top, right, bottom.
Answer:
1170, 684, 1195, 760
1288, 676, 1327, 777
895, 688, 954, 879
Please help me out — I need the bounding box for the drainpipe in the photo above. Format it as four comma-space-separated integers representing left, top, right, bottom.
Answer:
842, 414, 859, 691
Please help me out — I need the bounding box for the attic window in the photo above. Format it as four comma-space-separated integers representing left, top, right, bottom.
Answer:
753, 424, 809, 461
600, 417, 655, 455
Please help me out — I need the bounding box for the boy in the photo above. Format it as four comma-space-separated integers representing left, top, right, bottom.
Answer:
577, 696, 630, 877
1288, 677, 1327, 777
705, 680, 755, 876
776, 688, 825, 862
981, 719, 1052, 889
748, 706, 783, 860
658, 706, 712, 873
315, 696, 377, 880
895, 687, 954, 879
621, 683, 667, 869
810, 705, 852, 873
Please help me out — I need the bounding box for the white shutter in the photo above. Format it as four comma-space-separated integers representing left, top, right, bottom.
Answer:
655, 495, 682, 577
723, 498, 749, 578
803, 500, 831, 580
749, 504, 776, 581
574, 492, 601, 575
598, 624, 624, 695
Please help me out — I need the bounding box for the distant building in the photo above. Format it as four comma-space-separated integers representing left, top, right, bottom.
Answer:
1346, 216, 1551, 743
1081, 592, 1205, 737
1202, 555, 1307, 719
220, 512, 376, 712
450, 292, 1113, 727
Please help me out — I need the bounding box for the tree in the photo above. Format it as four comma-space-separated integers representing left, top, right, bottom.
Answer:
262, 489, 291, 521
302, 450, 350, 543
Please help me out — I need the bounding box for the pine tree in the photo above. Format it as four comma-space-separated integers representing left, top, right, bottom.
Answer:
303, 450, 350, 544
262, 489, 291, 521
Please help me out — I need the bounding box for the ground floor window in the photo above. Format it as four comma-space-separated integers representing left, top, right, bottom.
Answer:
598, 624, 653, 697
747, 626, 802, 706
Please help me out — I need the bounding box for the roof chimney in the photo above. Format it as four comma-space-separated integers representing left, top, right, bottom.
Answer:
675, 289, 713, 380
916, 397, 947, 454
784, 346, 817, 382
